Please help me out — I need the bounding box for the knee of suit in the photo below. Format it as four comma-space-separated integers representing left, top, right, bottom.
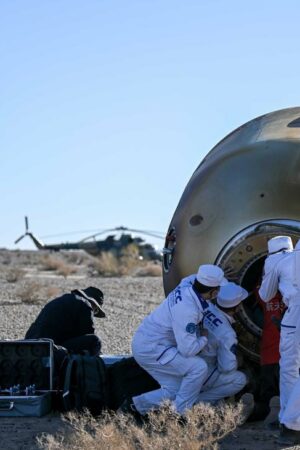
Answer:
188, 357, 208, 377
161, 385, 177, 400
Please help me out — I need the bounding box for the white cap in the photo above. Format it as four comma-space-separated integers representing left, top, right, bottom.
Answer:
196, 264, 227, 287
217, 282, 248, 308
268, 236, 293, 254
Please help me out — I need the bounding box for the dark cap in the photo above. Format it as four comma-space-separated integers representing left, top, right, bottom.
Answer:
74, 287, 105, 318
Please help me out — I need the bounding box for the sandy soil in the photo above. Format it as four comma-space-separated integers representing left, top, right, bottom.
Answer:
0, 250, 295, 449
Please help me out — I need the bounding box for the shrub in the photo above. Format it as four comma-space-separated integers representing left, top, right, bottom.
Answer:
90, 245, 161, 277
89, 246, 145, 277
64, 251, 90, 265
119, 244, 141, 275
45, 286, 61, 299
17, 281, 42, 304
120, 243, 140, 260
40, 255, 63, 271
90, 252, 120, 277
1, 254, 11, 265
135, 262, 162, 277
40, 255, 77, 278
38, 402, 242, 450
5, 268, 25, 283
56, 262, 77, 278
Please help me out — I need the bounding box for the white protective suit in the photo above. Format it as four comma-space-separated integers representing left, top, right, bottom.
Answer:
196, 303, 247, 404
259, 246, 300, 428
132, 275, 209, 415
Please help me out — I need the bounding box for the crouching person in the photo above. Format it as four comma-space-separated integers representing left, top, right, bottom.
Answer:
196, 282, 248, 405
25, 287, 105, 356
121, 264, 228, 417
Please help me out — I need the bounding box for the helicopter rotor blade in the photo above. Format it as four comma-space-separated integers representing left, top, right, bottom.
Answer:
79, 228, 124, 243
15, 216, 30, 244
117, 227, 165, 240
41, 228, 111, 239
79, 226, 165, 243
27, 220, 165, 245
15, 234, 26, 244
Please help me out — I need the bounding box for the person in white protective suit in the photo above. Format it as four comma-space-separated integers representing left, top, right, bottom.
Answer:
125, 264, 228, 416
195, 282, 248, 404
258, 235, 300, 444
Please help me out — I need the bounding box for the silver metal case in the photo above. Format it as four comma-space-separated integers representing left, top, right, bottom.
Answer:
0, 339, 54, 416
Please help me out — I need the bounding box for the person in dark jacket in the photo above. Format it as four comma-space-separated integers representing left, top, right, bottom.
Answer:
25, 287, 105, 356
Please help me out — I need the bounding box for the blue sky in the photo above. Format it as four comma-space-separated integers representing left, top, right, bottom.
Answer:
1, 0, 300, 250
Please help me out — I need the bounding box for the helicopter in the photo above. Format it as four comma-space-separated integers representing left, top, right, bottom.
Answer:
15, 217, 164, 261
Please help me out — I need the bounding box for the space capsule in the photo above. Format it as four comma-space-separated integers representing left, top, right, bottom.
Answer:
162, 107, 300, 362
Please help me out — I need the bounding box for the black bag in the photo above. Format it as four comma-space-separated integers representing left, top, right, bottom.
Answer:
62, 354, 108, 415
107, 357, 159, 410
52, 344, 69, 388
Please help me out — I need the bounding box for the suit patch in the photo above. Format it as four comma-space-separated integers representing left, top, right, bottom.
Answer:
186, 323, 197, 334
230, 344, 237, 354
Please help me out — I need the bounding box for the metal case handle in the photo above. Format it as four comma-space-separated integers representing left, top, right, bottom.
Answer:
0, 401, 14, 411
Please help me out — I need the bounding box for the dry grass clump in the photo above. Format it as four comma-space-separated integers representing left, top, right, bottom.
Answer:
56, 262, 77, 278
0, 253, 11, 265
64, 251, 90, 266
40, 255, 64, 271
118, 244, 142, 276
135, 262, 162, 277
5, 268, 25, 283
17, 281, 43, 304
38, 402, 242, 450
90, 252, 120, 277
40, 255, 77, 278
45, 286, 61, 299
17, 283, 61, 304
90, 245, 142, 277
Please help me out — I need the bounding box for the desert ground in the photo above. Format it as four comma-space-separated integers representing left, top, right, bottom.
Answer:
0, 249, 296, 449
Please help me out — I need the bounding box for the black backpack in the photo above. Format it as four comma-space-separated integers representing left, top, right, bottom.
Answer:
107, 357, 159, 410
62, 354, 108, 415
